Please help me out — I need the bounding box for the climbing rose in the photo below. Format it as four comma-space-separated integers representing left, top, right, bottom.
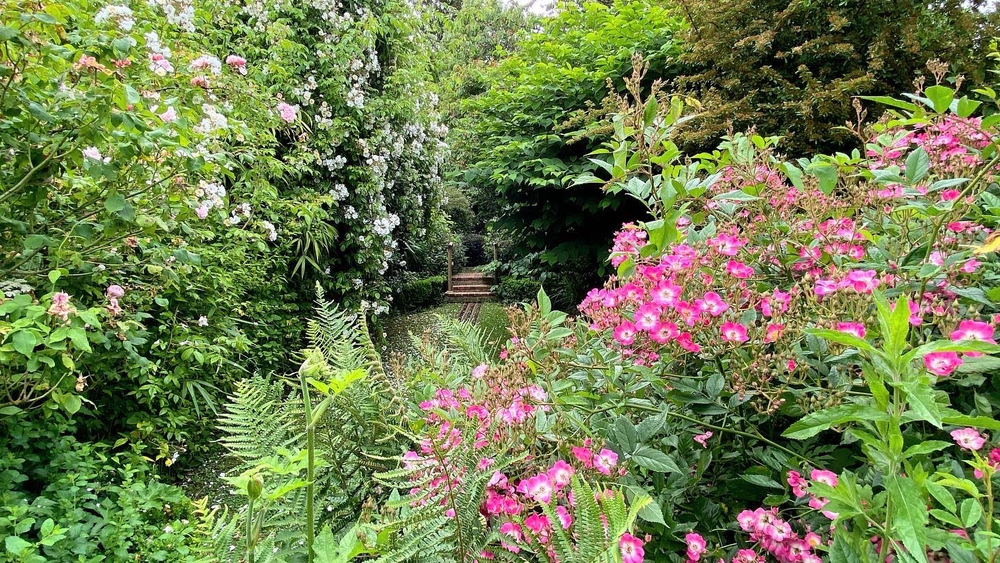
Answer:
47, 292, 74, 322
471, 364, 488, 379
159, 106, 177, 122
106, 285, 125, 299
835, 322, 866, 339
810, 469, 838, 487
225, 54, 247, 75
276, 102, 298, 123
619, 532, 645, 563
950, 320, 996, 343
787, 470, 807, 497
685, 532, 707, 561
547, 460, 574, 489
720, 322, 749, 343
923, 351, 962, 376
951, 428, 986, 451
594, 448, 618, 475
693, 431, 713, 448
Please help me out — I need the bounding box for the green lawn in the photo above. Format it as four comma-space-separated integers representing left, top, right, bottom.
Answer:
382, 302, 511, 363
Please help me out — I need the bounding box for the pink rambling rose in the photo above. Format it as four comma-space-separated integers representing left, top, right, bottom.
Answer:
619, 532, 645, 563
720, 321, 749, 344
952, 427, 986, 451
276, 102, 298, 123
923, 351, 962, 376
594, 448, 618, 475
835, 322, 866, 339
685, 532, 707, 561
693, 431, 713, 448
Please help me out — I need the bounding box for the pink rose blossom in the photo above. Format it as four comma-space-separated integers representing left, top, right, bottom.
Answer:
685, 532, 707, 561
951, 427, 986, 451
835, 322, 866, 339
619, 532, 645, 563
277, 102, 298, 123
594, 448, 618, 475
923, 351, 962, 376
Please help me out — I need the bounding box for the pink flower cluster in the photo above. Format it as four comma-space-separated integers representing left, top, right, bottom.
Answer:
582, 225, 799, 365
483, 451, 638, 560
868, 114, 994, 175
47, 292, 74, 323
735, 506, 823, 563
923, 320, 996, 375
570, 440, 622, 475
787, 469, 839, 521
106, 284, 125, 316
610, 223, 649, 267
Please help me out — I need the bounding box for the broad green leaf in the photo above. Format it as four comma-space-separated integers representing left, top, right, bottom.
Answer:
536, 286, 551, 315
740, 474, 784, 490
11, 330, 36, 356
614, 416, 638, 453
924, 85, 955, 114
631, 447, 682, 474
105, 193, 126, 213
859, 96, 919, 112
805, 328, 877, 355
63, 394, 82, 415
900, 380, 942, 428
4, 536, 31, 556
926, 480, 956, 512
782, 404, 890, 440
885, 475, 929, 563
905, 148, 930, 184
810, 163, 838, 195
903, 440, 951, 459
960, 498, 981, 528
829, 529, 866, 563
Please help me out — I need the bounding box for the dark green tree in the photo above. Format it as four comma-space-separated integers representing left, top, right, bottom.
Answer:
673, 0, 1000, 154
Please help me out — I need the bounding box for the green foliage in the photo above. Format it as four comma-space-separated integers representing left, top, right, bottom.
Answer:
496, 277, 541, 304
0, 417, 209, 562
455, 0, 686, 300
213, 292, 402, 561
395, 276, 446, 312
674, 0, 1000, 154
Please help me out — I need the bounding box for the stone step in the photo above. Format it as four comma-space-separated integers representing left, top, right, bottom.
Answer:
453, 283, 493, 291
453, 273, 494, 282
445, 290, 494, 303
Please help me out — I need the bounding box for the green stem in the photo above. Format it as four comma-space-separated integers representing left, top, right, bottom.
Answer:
628, 403, 815, 464
299, 367, 316, 563
247, 497, 256, 563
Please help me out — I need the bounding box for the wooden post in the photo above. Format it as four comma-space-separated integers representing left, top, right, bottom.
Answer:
447, 242, 454, 292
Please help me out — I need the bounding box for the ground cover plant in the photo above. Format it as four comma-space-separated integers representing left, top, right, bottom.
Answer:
4, 0, 1000, 561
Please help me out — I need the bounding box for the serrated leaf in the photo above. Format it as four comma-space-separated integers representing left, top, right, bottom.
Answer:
631, 447, 682, 474
782, 404, 890, 439
885, 475, 929, 563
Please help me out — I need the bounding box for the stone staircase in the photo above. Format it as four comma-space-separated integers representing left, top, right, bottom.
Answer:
445, 272, 495, 302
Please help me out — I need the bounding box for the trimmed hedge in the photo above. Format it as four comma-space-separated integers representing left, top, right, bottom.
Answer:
496, 277, 541, 304
396, 276, 447, 311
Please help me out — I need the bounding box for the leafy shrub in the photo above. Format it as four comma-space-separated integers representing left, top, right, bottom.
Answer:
0, 0, 450, 456
497, 277, 542, 303
0, 417, 209, 561
395, 276, 446, 311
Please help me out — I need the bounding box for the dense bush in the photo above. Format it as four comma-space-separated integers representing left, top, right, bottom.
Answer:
0, 0, 449, 452
496, 276, 542, 303
394, 275, 446, 311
